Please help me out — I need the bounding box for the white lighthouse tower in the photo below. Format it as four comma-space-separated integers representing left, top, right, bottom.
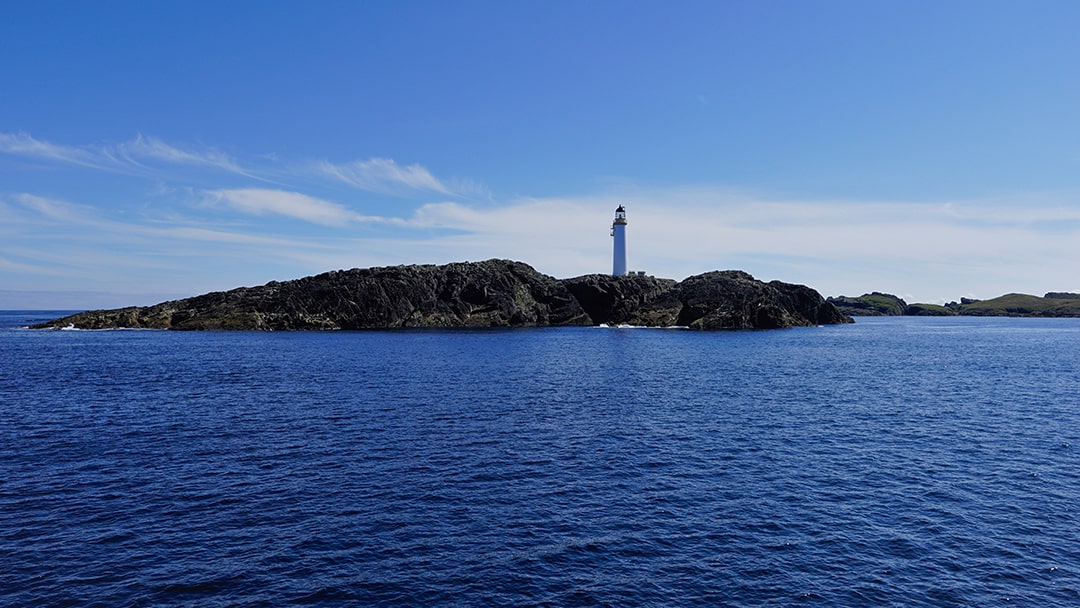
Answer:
611, 205, 627, 276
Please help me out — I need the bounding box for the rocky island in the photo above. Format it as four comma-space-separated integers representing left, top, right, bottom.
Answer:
33, 259, 852, 331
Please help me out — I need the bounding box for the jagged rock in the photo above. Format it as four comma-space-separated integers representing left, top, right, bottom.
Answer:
766, 278, 854, 327
676, 271, 851, 329
35, 260, 591, 330
562, 274, 680, 326
33, 260, 852, 331
563, 270, 850, 329
827, 292, 908, 316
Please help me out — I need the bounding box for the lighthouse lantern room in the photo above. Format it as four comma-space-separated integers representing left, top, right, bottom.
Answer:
611, 205, 627, 276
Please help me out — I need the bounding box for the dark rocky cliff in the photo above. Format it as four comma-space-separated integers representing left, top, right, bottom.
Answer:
565, 271, 848, 329
562, 273, 681, 326
34, 260, 852, 331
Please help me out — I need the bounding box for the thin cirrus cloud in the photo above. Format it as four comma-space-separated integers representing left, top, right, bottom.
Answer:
0, 131, 252, 177
1, 132, 470, 197
0, 132, 473, 233
4, 192, 341, 269
11, 192, 102, 224
0, 132, 104, 169
104, 134, 251, 176
316, 158, 455, 195
204, 188, 403, 227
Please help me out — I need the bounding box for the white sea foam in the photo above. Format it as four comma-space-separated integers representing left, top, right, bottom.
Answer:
595, 323, 688, 330
55, 324, 160, 332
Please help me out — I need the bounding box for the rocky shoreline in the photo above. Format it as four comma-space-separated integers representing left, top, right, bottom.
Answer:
32, 259, 852, 331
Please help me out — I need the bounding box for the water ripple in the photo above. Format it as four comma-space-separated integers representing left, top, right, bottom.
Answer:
2, 315, 1080, 606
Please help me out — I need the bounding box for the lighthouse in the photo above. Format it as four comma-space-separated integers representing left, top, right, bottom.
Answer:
611, 205, 627, 276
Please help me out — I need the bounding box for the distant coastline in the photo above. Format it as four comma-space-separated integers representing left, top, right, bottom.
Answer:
828, 291, 1080, 317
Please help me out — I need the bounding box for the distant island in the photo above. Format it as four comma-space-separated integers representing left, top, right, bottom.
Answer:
828, 291, 1080, 317
32, 259, 852, 331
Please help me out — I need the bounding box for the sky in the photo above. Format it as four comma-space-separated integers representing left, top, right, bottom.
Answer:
2, 1, 1080, 309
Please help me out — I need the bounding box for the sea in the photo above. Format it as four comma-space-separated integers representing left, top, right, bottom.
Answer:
1, 311, 1078, 607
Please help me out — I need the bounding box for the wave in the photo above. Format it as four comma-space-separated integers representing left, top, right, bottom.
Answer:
52, 324, 162, 332
595, 323, 688, 330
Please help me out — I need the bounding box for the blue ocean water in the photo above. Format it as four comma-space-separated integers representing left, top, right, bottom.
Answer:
1, 311, 1078, 607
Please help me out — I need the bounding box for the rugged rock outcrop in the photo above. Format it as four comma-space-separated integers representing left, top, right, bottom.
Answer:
35, 260, 591, 330
562, 274, 680, 326
827, 292, 908, 316
34, 260, 852, 331
669, 271, 849, 329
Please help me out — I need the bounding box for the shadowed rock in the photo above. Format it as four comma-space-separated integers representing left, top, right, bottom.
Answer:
677, 271, 852, 329
562, 274, 680, 326
564, 270, 849, 329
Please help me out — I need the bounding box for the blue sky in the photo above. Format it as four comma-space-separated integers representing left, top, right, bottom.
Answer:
3, 1, 1080, 309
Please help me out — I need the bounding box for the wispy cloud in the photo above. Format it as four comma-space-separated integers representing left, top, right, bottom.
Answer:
7, 192, 313, 248
0, 132, 105, 169
0, 256, 69, 276
317, 157, 454, 195
0, 132, 474, 195
106, 134, 252, 176
0, 131, 253, 178
3, 192, 357, 278
204, 188, 403, 227
204, 188, 357, 226
12, 193, 100, 223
